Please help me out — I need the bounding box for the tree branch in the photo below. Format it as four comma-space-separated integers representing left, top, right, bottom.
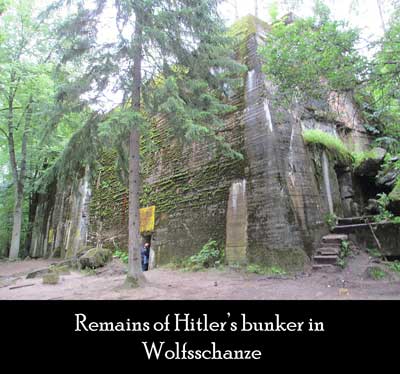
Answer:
0, 127, 9, 139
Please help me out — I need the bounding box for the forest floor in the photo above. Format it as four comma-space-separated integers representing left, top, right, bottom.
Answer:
1, 250, 400, 300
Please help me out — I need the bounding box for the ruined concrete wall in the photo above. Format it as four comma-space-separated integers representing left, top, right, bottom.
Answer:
29, 167, 91, 259
140, 108, 246, 264
29, 16, 371, 268
348, 223, 400, 257
242, 29, 326, 269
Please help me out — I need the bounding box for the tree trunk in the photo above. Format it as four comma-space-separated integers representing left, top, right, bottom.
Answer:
8, 96, 32, 259
376, 0, 386, 33
125, 10, 145, 287
9, 190, 23, 259
234, 0, 239, 20
254, 0, 258, 17
24, 189, 39, 258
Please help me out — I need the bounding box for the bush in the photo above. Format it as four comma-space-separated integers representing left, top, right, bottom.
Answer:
114, 249, 129, 264
324, 213, 337, 231
337, 239, 351, 269
168, 240, 224, 272
186, 240, 223, 270
389, 261, 400, 274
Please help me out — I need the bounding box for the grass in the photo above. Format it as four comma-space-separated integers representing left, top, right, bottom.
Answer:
302, 129, 352, 165
366, 246, 382, 258
388, 261, 400, 274
369, 267, 386, 280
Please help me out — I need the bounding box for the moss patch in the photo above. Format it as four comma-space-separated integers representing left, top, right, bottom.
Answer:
42, 272, 60, 285
352, 149, 379, 168
79, 248, 112, 269
303, 129, 353, 165
49, 264, 71, 275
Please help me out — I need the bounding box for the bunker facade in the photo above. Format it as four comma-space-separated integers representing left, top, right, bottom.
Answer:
29, 16, 379, 269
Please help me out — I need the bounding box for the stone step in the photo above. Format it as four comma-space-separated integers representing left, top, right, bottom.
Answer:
321, 234, 348, 244
318, 244, 341, 250
313, 255, 338, 265
316, 248, 340, 256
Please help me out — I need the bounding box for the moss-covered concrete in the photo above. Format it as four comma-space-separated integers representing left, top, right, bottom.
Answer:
247, 247, 311, 273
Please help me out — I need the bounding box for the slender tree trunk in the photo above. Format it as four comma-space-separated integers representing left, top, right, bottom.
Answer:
9, 190, 23, 259
376, 0, 386, 33
8, 96, 32, 259
7, 79, 20, 259
254, 0, 258, 17
24, 189, 39, 257
125, 10, 145, 286
233, 0, 239, 20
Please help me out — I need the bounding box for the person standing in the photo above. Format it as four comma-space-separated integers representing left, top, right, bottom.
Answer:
141, 242, 150, 271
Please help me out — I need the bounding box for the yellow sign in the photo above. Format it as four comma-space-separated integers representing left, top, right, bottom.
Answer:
140, 206, 156, 233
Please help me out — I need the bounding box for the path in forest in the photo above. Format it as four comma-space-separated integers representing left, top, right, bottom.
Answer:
0, 251, 400, 300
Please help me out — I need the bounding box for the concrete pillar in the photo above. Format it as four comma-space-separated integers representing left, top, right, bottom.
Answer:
225, 179, 248, 265
322, 151, 334, 215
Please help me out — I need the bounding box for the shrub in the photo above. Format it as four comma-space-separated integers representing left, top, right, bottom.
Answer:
114, 249, 129, 264
389, 261, 400, 274
337, 239, 351, 268
186, 240, 223, 270
324, 213, 337, 231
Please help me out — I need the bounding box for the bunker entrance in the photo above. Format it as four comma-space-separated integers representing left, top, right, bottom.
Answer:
141, 234, 154, 269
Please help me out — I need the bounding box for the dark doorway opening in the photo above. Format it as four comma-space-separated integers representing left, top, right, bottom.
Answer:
355, 175, 388, 206
142, 234, 152, 247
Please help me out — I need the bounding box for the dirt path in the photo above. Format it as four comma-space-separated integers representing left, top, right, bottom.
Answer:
1, 251, 400, 300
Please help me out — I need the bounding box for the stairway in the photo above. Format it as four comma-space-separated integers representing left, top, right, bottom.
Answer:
312, 234, 348, 271
313, 216, 367, 271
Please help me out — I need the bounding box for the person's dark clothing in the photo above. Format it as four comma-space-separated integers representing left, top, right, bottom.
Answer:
141, 246, 150, 271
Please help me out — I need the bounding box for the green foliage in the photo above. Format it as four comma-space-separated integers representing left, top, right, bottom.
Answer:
268, 1, 279, 22
228, 15, 265, 40
303, 129, 353, 165
337, 239, 351, 269
388, 261, 400, 274
246, 264, 287, 276
352, 150, 379, 168
259, 9, 367, 104
0, 0, 87, 256
186, 240, 223, 270
369, 267, 386, 280
168, 240, 224, 272
51, 0, 246, 160
324, 212, 337, 231
114, 249, 129, 264
373, 192, 400, 223
366, 246, 382, 258
364, 8, 400, 153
